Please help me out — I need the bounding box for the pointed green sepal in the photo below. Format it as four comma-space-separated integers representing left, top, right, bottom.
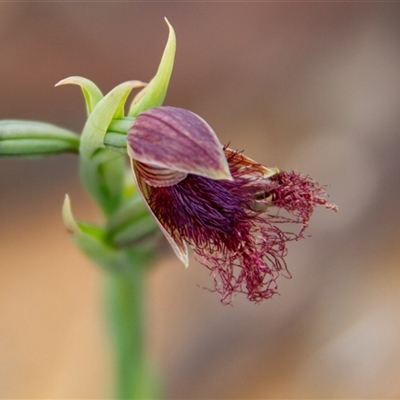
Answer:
55, 76, 103, 116
62, 194, 121, 272
62, 194, 155, 273
0, 120, 80, 157
62, 194, 80, 234
128, 18, 176, 117
78, 81, 144, 215
80, 80, 145, 159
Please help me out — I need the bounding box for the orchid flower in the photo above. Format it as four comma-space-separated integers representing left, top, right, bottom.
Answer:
0, 18, 340, 400
127, 106, 337, 304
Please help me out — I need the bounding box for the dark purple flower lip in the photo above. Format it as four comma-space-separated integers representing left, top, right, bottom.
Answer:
127, 106, 337, 303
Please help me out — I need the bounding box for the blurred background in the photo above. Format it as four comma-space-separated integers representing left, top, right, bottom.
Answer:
1, 3, 400, 399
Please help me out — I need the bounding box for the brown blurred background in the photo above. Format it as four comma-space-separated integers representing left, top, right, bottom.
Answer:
1, 3, 400, 399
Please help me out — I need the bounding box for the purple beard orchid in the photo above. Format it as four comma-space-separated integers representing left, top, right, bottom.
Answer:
127, 106, 337, 304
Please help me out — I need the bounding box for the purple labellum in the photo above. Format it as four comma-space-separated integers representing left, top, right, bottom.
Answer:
146, 149, 336, 304
128, 106, 337, 304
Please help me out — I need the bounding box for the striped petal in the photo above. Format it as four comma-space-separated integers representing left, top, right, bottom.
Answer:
127, 106, 232, 187
130, 159, 189, 267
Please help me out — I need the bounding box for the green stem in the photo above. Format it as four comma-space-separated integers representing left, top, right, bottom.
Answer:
105, 263, 158, 399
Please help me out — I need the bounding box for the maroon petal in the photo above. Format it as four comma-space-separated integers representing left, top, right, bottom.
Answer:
134, 160, 187, 187
127, 106, 232, 184
130, 159, 189, 266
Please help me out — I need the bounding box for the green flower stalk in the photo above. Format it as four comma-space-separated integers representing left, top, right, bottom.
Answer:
0, 17, 336, 399
0, 120, 79, 156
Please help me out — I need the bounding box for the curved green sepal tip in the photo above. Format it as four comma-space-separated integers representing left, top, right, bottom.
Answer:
80, 81, 145, 159
62, 194, 123, 273
55, 76, 103, 116
128, 18, 176, 117
62, 194, 80, 234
